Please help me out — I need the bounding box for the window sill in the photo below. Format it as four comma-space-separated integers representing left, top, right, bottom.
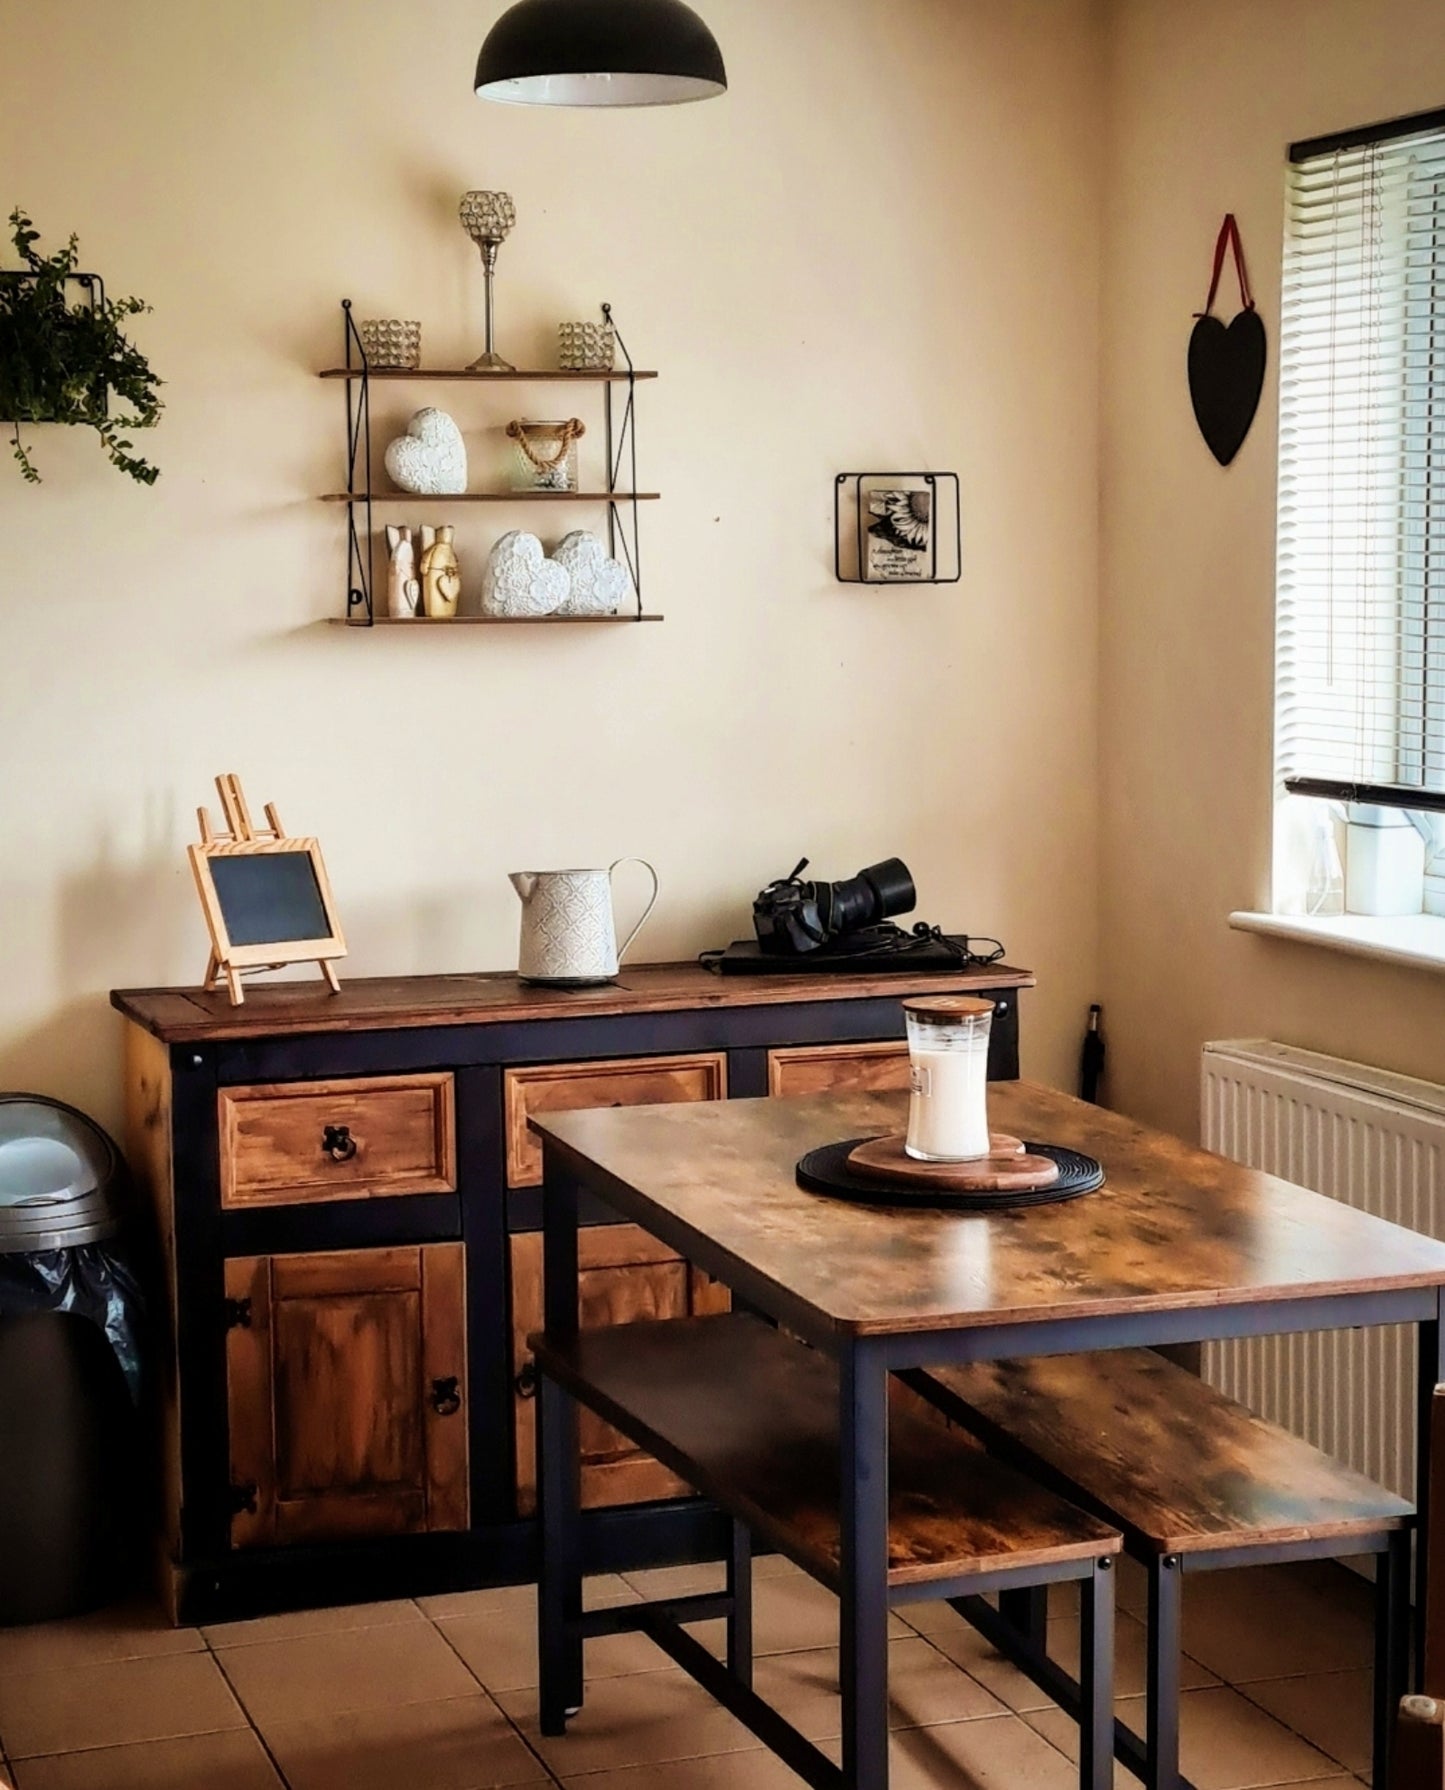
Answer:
1229, 909, 1445, 974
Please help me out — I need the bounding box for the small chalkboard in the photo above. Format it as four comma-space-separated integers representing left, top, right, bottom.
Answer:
208, 851, 333, 949
188, 774, 346, 1005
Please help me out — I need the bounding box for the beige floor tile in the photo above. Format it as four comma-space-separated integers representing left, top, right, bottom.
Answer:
1049, 1609, 1219, 1700
556, 1754, 804, 1790
622, 1563, 725, 1600
1182, 1564, 1375, 1683
259, 1692, 550, 1790
439, 1603, 670, 1693
910, 1608, 1213, 1716
0, 1652, 244, 1761
217, 1619, 477, 1728
200, 1598, 422, 1650
1024, 1699, 1147, 1789
0, 1599, 204, 1676
857, 1710, 1080, 1789
1027, 1684, 1342, 1789
419, 1575, 636, 1622
751, 1635, 1007, 1740
1117, 1556, 1149, 1617
1243, 1669, 1373, 1778
496, 1667, 761, 1775
741, 1569, 910, 1657
9, 1728, 280, 1790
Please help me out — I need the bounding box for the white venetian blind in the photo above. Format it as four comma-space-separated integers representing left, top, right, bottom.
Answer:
1276, 114, 1445, 807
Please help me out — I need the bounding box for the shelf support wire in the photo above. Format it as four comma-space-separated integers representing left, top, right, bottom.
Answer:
601, 303, 643, 618
342, 300, 374, 624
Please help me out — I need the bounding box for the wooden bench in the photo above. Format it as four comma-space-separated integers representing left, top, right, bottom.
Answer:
533, 1312, 1123, 1790
912, 1348, 1414, 1790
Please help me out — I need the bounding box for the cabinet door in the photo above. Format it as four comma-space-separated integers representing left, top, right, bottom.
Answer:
504, 1053, 726, 1189
767, 1041, 911, 1098
511, 1226, 729, 1516
225, 1244, 468, 1548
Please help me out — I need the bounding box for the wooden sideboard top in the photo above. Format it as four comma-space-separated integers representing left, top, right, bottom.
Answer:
111, 960, 1035, 1043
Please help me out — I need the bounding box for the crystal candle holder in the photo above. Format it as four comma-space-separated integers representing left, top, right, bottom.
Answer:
459, 191, 517, 373
558, 321, 616, 371
358, 319, 422, 370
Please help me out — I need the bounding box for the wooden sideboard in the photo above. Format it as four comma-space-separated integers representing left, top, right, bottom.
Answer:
112, 960, 1033, 1624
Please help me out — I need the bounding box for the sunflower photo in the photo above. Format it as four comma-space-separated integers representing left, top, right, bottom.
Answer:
866, 486, 932, 580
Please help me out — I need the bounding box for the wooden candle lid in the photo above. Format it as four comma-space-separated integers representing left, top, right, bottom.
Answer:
901, 995, 996, 1025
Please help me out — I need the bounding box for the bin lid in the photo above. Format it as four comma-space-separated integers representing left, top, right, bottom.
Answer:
0, 1097, 122, 1251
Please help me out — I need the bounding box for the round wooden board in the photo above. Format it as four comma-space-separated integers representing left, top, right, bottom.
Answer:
847, 1132, 1061, 1193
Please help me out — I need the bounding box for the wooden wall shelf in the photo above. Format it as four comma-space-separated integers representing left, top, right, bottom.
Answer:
325, 302, 656, 624
319, 491, 660, 505
319, 368, 658, 383
328, 614, 664, 627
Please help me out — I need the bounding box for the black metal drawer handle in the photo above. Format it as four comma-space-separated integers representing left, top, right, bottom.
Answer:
322, 1124, 358, 1162
514, 1361, 538, 1401
431, 1375, 463, 1417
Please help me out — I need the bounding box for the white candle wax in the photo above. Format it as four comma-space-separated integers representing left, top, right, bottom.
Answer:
906, 1037, 991, 1161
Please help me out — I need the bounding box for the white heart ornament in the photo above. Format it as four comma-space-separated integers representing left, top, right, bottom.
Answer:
553, 530, 630, 616
482, 531, 570, 617
384, 408, 467, 496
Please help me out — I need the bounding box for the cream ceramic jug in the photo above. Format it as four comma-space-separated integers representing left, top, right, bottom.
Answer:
509, 861, 660, 985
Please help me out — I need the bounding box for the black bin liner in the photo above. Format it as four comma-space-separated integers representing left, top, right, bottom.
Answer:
0, 1095, 146, 1623
0, 1244, 146, 1404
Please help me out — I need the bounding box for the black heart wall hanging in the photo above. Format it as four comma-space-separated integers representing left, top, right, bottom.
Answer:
1188, 214, 1267, 467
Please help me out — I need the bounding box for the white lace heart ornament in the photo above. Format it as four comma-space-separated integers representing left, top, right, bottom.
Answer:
482, 531, 571, 617
553, 531, 630, 616
384, 408, 468, 496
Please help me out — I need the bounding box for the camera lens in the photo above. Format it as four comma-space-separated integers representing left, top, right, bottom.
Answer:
823, 858, 916, 934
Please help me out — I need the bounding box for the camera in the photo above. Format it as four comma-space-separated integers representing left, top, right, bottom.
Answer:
752, 857, 917, 956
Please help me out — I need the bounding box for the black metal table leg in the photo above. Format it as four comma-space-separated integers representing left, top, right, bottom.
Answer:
1079, 1556, 1116, 1790
727, 1519, 753, 1689
1418, 1289, 1445, 1689
994, 1462, 1050, 1655
537, 1148, 584, 1733
1377, 1526, 1412, 1786
1000, 1584, 1049, 1653
839, 1339, 891, 1789
538, 1367, 583, 1734
1147, 1555, 1183, 1790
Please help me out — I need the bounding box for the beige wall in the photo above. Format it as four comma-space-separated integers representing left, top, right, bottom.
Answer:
1100, 0, 1445, 1137
0, 0, 1104, 1132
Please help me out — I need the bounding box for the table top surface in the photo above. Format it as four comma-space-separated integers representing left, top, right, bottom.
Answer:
533, 1080, 1445, 1337
110, 960, 1034, 1042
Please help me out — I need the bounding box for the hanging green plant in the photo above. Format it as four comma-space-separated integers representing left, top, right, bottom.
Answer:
0, 209, 163, 484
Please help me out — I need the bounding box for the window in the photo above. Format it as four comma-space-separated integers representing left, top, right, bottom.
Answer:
1276, 109, 1445, 811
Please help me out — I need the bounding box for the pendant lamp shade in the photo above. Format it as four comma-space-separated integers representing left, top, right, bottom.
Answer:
475, 0, 727, 107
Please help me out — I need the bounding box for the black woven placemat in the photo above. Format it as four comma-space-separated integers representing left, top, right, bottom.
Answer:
796, 1138, 1104, 1211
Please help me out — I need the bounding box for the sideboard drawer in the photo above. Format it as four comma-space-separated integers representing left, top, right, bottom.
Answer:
767, 1041, 911, 1098
219, 1074, 456, 1209
504, 1053, 727, 1189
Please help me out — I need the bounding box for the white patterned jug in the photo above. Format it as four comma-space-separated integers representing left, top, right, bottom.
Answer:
509, 861, 660, 985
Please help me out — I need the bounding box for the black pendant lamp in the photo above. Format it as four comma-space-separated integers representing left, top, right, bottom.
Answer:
475, 0, 727, 107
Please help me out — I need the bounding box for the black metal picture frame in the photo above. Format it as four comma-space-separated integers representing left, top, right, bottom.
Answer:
834, 471, 962, 586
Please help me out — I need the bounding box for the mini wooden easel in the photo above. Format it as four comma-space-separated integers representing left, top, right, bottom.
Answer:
191, 773, 346, 1007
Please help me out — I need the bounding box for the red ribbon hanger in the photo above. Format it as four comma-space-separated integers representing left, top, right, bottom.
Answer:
1197, 213, 1255, 317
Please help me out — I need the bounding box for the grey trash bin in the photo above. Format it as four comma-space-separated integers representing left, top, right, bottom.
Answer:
0, 1095, 145, 1624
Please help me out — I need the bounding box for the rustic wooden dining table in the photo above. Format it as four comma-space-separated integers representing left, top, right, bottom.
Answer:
530, 1080, 1445, 1790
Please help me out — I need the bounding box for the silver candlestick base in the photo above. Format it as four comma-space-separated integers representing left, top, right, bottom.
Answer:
466, 346, 516, 374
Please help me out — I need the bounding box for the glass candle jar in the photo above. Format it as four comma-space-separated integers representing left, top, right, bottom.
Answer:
903, 996, 994, 1162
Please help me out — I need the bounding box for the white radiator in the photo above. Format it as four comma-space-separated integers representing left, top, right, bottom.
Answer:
1201, 1039, 1445, 1502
